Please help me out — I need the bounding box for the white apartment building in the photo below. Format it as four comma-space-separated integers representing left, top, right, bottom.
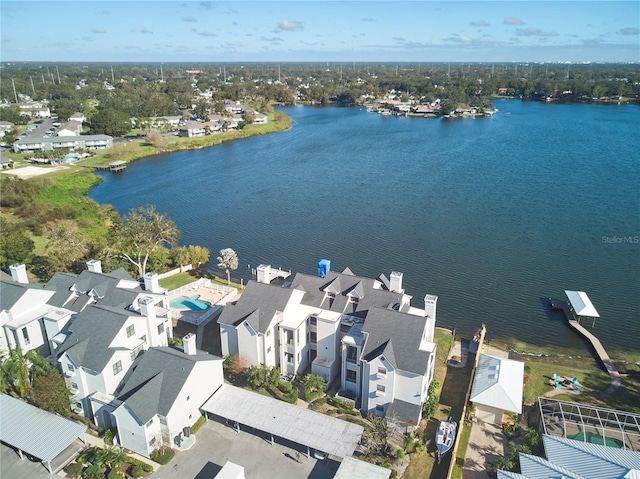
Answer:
218, 263, 438, 425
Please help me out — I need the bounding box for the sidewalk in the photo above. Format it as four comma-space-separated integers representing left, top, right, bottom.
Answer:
83, 433, 159, 472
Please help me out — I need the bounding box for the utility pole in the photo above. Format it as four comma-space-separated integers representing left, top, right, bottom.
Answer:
111, 65, 115, 83
30, 76, 36, 96
12, 79, 18, 103
56, 65, 61, 84
160, 64, 164, 82
41, 74, 46, 85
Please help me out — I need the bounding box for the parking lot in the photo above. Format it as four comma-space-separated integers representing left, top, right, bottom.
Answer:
150, 419, 340, 479
0, 443, 58, 479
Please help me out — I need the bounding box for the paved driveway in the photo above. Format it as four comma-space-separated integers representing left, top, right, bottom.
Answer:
462, 421, 507, 479
151, 420, 339, 479
0, 444, 57, 479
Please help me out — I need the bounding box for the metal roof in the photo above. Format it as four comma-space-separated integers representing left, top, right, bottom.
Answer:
470, 354, 524, 414
334, 457, 392, 479
201, 384, 363, 458
565, 290, 600, 318
0, 394, 86, 463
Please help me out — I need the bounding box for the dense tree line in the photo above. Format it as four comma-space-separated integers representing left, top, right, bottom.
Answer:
2, 63, 638, 128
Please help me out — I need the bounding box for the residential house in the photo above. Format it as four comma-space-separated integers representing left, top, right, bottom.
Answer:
253, 112, 268, 124
68, 112, 86, 123
469, 354, 524, 424
498, 434, 640, 479
107, 336, 224, 457
218, 263, 438, 424
0, 120, 14, 138
178, 120, 221, 137
57, 120, 83, 137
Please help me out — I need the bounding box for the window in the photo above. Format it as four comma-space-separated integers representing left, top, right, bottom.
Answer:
70, 382, 79, 391
157, 323, 165, 335
309, 316, 317, 326
112, 360, 123, 375
340, 323, 352, 333
285, 352, 293, 364
296, 329, 300, 343
146, 418, 154, 427
346, 370, 357, 383
310, 331, 317, 343
267, 347, 272, 353
378, 367, 387, 377
285, 330, 293, 345
67, 364, 75, 372
126, 324, 135, 338
21, 328, 30, 345
149, 437, 156, 447
346, 346, 358, 362
130, 344, 144, 361
159, 416, 167, 425
376, 384, 386, 395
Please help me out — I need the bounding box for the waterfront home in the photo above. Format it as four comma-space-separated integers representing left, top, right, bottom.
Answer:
68, 112, 86, 123
218, 262, 437, 425
12, 134, 113, 153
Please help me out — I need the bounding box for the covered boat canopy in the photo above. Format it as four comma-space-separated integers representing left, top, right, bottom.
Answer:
565, 291, 600, 318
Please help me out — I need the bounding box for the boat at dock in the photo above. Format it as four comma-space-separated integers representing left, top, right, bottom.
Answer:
435, 417, 457, 463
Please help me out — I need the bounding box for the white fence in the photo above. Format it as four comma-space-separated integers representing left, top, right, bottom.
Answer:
168, 278, 237, 325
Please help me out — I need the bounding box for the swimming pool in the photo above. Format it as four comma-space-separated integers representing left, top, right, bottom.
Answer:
568, 431, 622, 448
170, 294, 212, 311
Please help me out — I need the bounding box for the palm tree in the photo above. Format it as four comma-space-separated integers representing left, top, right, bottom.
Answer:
217, 248, 238, 286
302, 374, 326, 394
95, 446, 126, 469
0, 345, 53, 398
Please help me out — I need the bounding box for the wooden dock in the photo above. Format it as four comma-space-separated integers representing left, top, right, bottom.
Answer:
93, 160, 126, 173
549, 298, 621, 397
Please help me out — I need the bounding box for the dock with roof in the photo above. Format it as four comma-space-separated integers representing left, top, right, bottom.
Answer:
549, 291, 620, 398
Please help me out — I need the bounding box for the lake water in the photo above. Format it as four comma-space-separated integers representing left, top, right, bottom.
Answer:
89, 100, 640, 355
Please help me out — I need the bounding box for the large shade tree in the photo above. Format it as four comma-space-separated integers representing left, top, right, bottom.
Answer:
112, 205, 180, 278
217, 248, 238, 286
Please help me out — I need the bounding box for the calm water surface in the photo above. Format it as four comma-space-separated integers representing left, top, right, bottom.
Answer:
90, 100, 640, 355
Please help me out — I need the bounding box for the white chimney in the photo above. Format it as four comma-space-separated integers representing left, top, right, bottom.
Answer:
86, 259, 102, 274
256, 264, 271, 284
139, 296, 156, 321
390, 271, 403, 293
183, 333, 197, 355
144, 272, 160, 293
423, 294, 438, 342
10, 264, 29, 284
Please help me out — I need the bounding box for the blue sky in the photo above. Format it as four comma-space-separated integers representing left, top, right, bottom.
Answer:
1, 1, 638, 63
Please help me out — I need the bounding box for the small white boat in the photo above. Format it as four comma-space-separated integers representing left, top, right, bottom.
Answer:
435, 417, 457, 463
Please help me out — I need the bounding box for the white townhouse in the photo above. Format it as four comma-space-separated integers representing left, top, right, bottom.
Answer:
57, 120, 83, 136
57, 294, 171, 418
218, 262, 438, 425
107, 336, 224, 457
0, 264, 71, 357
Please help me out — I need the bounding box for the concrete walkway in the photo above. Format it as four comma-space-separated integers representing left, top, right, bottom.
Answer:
462, 422, 507, 479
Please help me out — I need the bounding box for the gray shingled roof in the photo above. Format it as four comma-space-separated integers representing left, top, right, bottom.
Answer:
46, 269, 142, 312
217, 281, 293, 333
117, 347, 219, 424
290, 271, 405, 315
361, 307, 430, 375
0, 279, 46, 311
57, 304, 132, 372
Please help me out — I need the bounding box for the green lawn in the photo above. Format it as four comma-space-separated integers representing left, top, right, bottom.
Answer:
158, 271, 199, 290
403, 329, 473, 479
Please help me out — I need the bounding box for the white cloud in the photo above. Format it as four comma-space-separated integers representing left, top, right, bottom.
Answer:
182, 16, 197, 23
471, 20, 490, 27
276, 20, 303, 32
504, 17, 524, 26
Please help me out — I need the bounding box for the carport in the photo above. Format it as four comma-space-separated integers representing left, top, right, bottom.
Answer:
201, 384, 363, 459
0, 393, 87, 474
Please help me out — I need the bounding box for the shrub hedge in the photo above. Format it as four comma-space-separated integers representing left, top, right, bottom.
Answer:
150, 447, 175, 465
